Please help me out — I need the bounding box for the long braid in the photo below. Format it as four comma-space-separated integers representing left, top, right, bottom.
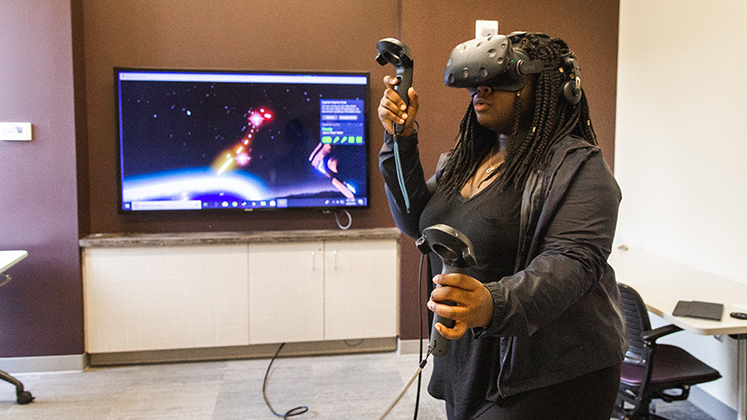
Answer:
438, 33, 596, 194
493, 89, 526, 189
438, 103, 493, 194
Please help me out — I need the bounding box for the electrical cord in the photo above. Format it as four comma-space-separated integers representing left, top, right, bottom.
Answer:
334, 209, 352, 230
262, 343, 309, 419
261, 252, 429, 420
379, 348, 433, 420
378, 252, 430, 420
413, 252, 427, 419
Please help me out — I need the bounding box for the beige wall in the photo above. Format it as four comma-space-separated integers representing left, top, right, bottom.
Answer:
616, 0, 747, 413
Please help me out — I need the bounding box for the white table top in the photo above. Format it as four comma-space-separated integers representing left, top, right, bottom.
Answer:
609, 245, 747, 336
0, 250, 28, 274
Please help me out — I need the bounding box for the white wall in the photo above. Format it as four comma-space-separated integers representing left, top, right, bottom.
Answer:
616, 0, 747, 414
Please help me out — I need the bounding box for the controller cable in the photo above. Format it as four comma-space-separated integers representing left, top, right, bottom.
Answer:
262, 343, 309, 419
378, 252, 430, 420
392, 133, 411, 213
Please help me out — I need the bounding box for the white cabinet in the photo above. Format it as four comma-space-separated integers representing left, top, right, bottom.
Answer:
83, 245, 250, 353
324, 240, 398, 340
81, 230, 400, 356
247, 239, 399, 344
248, 241, 325, 344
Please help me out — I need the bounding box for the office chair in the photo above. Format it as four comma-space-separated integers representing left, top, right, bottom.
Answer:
0, 370, 33, 404
613, 283, 721, 420
0, 272, 34, 405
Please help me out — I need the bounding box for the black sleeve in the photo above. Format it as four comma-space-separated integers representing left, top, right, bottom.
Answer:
378, 132, 435, 239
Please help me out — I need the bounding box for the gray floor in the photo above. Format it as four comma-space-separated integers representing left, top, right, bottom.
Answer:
0, 351, 715, 419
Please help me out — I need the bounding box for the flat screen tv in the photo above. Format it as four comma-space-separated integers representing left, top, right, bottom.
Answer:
115, 68, 370, 212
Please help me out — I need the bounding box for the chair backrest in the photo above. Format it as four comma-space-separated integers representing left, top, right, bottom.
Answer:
618, 283, 652, 364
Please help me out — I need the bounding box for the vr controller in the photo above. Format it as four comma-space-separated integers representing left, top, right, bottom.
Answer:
443, 32, 582, 104
416, 224, 476, 357
376, 38, 414, 135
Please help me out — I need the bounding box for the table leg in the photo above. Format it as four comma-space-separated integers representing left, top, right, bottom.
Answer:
740, 339, 747, 420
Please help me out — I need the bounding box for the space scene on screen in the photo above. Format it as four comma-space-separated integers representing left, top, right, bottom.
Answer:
118, 77, 367, 209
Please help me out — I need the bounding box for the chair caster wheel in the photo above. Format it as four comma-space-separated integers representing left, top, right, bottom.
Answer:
16, 390, 34, 404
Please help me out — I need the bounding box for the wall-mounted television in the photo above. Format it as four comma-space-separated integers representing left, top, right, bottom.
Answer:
115, 68, 370, 212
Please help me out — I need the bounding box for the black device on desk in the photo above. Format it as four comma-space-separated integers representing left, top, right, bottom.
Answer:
672, 300, 724, 321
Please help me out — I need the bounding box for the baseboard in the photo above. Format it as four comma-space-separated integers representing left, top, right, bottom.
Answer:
397, 338, 428, 355
0, 354, 85, 374
88, 337, 398, 367
690, 386, 737, 420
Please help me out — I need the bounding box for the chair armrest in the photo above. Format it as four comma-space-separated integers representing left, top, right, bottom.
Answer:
643, 324, 682, 344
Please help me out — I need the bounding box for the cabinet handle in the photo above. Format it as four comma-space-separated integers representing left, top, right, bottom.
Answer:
311, 251, 315, 270
334, 250, 338, 269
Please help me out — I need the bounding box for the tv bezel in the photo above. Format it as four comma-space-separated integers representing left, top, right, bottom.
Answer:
113, 67, 371, 214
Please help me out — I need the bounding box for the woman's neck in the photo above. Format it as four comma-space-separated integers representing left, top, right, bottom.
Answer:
460, 139, 508, 199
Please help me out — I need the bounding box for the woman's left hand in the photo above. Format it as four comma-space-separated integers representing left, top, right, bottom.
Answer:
428, 274, 494, 339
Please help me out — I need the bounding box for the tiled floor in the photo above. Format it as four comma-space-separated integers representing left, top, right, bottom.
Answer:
0, 351, 715, 419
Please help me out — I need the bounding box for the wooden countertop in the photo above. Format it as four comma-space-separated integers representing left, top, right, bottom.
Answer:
79, 228, 402, 248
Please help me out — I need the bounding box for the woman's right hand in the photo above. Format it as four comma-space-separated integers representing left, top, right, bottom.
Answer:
378, 75, 419, 137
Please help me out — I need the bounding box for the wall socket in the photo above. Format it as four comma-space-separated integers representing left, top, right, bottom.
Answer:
0, 122, 33, 141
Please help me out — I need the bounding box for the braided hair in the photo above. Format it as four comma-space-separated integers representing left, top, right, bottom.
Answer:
438, 33, 597, 194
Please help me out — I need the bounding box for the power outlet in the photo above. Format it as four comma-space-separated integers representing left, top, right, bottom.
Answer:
0, 122, 33, 141
476, 20, 498, 38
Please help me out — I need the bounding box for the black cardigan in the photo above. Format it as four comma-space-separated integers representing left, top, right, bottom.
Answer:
379, 133, 627, 406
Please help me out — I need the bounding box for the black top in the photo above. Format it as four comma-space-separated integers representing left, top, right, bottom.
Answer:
420, 181, 522, 416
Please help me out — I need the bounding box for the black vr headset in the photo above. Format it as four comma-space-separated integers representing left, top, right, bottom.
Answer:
443, 32, 582, 104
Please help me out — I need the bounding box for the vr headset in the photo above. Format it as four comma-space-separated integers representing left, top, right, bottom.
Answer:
443, 32, 582, 104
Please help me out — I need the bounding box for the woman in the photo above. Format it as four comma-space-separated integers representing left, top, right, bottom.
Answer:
378, 32, 627, 420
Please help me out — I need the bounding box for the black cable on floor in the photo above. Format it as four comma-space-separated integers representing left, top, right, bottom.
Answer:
262, 343, 309, 419
414, 252, 427, 420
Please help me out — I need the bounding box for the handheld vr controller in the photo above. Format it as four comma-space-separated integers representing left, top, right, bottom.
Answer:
416, 224, 476, 358
375, 38, 414, 212
375, 38, 413, 135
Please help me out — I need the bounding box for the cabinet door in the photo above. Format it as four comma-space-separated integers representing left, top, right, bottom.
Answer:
83, 245, 249, 353
248, 242, 325, 344
324, 240, 398, 340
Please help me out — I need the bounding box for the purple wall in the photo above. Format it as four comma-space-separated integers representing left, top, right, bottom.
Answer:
0, 0, 82, 357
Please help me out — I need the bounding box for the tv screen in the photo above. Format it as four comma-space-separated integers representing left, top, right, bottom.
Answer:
115, 68, 369, 212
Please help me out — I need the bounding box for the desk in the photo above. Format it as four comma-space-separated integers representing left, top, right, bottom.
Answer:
609, 245, 747, 420
0, 251, 27, 276
0, 250, 34, 404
